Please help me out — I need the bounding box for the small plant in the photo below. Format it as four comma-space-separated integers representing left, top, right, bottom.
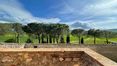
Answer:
4, 38, 16, 43
26, 38, 33, 43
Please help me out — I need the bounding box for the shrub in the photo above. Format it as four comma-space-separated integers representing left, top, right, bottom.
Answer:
26, 38, 33, 43
4, 38, 16, 43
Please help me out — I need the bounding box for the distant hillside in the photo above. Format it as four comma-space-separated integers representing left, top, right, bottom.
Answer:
70, 22, 91, 29
107, 29, 117, 32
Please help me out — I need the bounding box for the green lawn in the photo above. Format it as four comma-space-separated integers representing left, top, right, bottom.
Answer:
0, 34, 28, 43
66, 35, 117, 44
0, 34, 117, 44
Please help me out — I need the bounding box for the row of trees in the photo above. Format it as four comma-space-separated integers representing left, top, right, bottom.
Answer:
22, 23, 70, 44
71, 29, 115, 44
21, 23, 117, 44
0, 23, 116, 44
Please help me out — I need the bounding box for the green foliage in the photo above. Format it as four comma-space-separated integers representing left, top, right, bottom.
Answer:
26, 38, 33, 43
0, 33, 117, 44
4, 38, 16, 43
71, 29, 84, 36
22, 23, 69, 43
0, 23, 13, 35
66, 35, 70, 44
12, 23, 23, 34
1, 23, 117, 44
71, 29, 85, 44
87, 29, 102, 37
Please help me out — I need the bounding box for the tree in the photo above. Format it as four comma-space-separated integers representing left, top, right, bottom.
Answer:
66, 34, 70, 44
12, 23, 23, 43
57, 24, 65, 43
22, 23, 44, 43
64, 25, 70, 44
35, 23, 45, 43
88, 29, 102, 44
81, 37, 84, 44
56, 24, 69, 43
0, 25, 6, 35
0, 23, 13, 35
71, 29, 84, 44
22, 24, 33, 42
102, 30, 112, 44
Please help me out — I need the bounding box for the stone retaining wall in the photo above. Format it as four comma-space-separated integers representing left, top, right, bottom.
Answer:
0, 51, 84, 66
0, 48, 116, 66
0, 43, 117, 66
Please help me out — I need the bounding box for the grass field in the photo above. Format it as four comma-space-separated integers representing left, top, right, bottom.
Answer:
0, 34, 117, 44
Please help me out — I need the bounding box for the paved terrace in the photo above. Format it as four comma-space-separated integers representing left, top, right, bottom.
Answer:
0, 48, 117, 66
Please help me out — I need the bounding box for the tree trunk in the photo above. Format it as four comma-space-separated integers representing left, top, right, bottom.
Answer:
47, 35, 48, 43
41, 34, 44, 43
53, 36, 55, 44
94, 35, 96, 44
106, 37, 109, 44
15, 33, 17, 43
38, 34, 40, 43
81, 37, 84, 44
78, 35, 81, 44
105, 33, 109, 44
66, 35, 70, 44
16, 33, 20, 43
60, 35, 64, 43
49, 35, 52, 43
56, 35, 59, 44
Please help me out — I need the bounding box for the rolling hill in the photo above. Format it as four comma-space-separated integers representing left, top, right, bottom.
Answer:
107, 29, 117, 32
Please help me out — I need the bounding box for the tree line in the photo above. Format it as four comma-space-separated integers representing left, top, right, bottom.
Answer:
0, 23, 117, 44
22, 23, 70, 44
71, 29, 116, 44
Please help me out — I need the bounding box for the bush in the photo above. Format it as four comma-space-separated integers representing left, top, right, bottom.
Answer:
4, 38, 16, 43
26, 38, 33, 43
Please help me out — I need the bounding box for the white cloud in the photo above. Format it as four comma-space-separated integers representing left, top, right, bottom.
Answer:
0, 0, 61, 24
34, 17, 61, 24
59, 0, 117, 29
83, 0, 117, 16
0, 0, 117, 29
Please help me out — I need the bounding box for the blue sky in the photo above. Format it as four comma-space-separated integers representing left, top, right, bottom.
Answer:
0, 0, 117, 29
